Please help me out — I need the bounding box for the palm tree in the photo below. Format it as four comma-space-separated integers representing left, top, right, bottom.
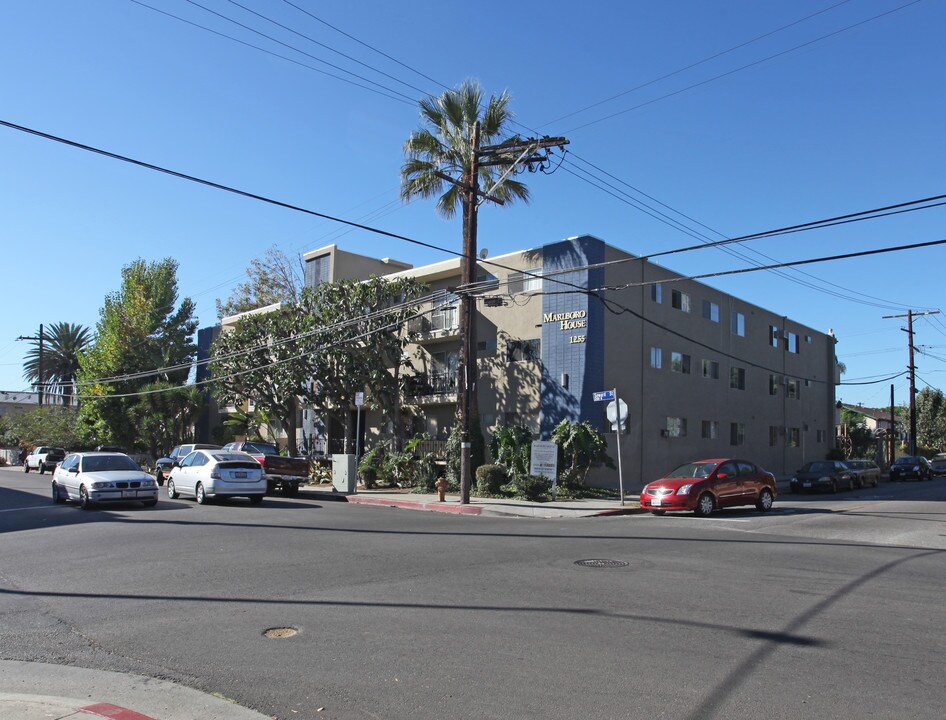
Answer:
400, 79, 529, 215
23, 322, 91, 406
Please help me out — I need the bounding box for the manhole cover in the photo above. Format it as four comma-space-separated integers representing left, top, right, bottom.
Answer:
574, 559, 629, 569
263, 627, 299, 639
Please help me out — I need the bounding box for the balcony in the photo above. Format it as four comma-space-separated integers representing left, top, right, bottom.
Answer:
407, 308, 460, 343
404, 371, 458, 405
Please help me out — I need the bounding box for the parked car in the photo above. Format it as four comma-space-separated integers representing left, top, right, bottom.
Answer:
843, 459, 881, 488
930, 453, 946, 476
889, 455, 934, 482
166, 449, 266, 504
790, 460, 857, 493
640, 458, 777, 517
155, 443, 221, 485
24, 446, 66, 475
51, 452, 158, 509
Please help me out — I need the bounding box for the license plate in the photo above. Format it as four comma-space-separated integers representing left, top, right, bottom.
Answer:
123, 490, 138, 498
235, 471, 247, 479
803, 482, 811, 488
652, 497, 661, 507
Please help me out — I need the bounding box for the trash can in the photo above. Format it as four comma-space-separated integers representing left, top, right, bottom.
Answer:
332, 454, 357, 493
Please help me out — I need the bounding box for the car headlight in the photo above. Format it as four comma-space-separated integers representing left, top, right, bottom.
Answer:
913, 465, 920, 472
677, 484, 693, 495
141, 478, 156, 487
819, 476, 832, 483
90, 482, 114, 489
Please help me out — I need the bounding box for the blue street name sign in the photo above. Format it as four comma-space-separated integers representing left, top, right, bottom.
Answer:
593, 390, 615, 402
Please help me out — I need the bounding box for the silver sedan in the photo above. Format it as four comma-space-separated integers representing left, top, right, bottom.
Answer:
52, 452, 159, 509
166, 450, 266, 505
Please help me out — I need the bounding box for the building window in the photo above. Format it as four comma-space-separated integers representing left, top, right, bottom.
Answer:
651, 283, 663, 304
702, 359, 719, 379
730, 366, 746, 390
788, 427, 800, 447
650, 347, 662, 369
786, 378, 799, 399
787, 332, 799, 353
430, 289, 459, 331
305, 254, 331, 288
817, 429, 826, 443
702, 420, 719, 440
507, 268, 542, 294
507, 338, 540, 362
769, 325, 779, 348
805, 335, 813, 344
671, 289, 691, 313
769, 426, 779, 446
731, 311, 746, 337
671, 352, 691, 374
769, 374, 780, 396
666, 417, 687, 438
702, 300, 719, 322
730, 422, 745, 446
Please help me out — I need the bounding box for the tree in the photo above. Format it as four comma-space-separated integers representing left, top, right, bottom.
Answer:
216, 245, 302, 320
22, 322, 91, 406
915, 387, 946, 451
401, 79, 532, 502
77, 258, 199, 451
209, 275, 426, 456
551, 419, 613, 486
5, 406, 87, 450
400, 79, 529, 217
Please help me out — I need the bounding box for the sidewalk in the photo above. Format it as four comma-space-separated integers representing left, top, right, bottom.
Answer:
300, 484, 645, 518
0, 660, 270, 720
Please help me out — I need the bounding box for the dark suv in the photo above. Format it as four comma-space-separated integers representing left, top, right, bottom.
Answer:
155, 443, 221, 485
888, 455, 934, 482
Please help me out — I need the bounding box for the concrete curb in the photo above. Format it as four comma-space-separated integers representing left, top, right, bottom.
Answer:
344, 494, 483, 515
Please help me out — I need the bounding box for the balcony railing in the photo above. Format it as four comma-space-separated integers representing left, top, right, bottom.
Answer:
404, 371, 458, 404
407, 308, 460, 341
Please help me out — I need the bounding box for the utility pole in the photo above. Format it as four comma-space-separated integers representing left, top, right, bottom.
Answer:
16, 323, 45, 407
882, 309, 939, 455
452, 126, 569, 504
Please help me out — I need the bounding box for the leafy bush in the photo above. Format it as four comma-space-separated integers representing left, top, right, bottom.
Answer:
488, 424, 533, 482
475, 464, 508, 495
510, 474, 552, 502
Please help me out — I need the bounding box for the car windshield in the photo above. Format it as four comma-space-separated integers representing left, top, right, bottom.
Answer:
82, 455, 140, 472
894, 456, 919, 465
666, 462, 717, 479
801, 462, 834, 473
244, 442, 278, 455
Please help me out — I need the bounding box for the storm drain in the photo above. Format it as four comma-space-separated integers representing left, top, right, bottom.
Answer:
574, 559, 629, 569
263, 627, 299, 639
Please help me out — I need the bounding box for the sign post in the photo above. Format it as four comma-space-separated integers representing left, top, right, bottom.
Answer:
354, 391, 364, 458
530, 440, 559, 500
595, 388, 627, 505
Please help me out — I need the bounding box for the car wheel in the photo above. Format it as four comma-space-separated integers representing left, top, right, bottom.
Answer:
694, 493, 715, 517
52, 482, 65, 504
756, 488, 774, 512
38, 464, 45, 475
155, 471, 165, 487
249, 494, 264, 505
281, 483, 299, 497
830, 479, 838, 493
848, 476, 855, 491
166, 479, 179, 499
23, 463, 29, 473
142, 498, 158, 508
195, 482, 208, 505
79, 486, 94, 510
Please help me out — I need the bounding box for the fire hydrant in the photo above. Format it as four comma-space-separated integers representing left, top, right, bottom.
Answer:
435, 475, 447, 502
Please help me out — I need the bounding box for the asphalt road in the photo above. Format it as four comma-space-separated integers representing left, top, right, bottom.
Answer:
1, 465, 944, 719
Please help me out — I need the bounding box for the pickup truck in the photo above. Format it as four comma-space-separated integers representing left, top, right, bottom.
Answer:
221, 441, 309, 496
24, 446, 66, 475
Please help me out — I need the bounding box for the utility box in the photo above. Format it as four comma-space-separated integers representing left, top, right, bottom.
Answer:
332, 454, 358, 493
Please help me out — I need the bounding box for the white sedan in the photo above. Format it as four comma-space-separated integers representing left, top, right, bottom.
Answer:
166, 450, 266, 505
52, 452, 159, 509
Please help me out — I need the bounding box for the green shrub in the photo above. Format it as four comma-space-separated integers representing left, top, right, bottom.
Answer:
512, 474, 551, 502
475, 464, 508, 495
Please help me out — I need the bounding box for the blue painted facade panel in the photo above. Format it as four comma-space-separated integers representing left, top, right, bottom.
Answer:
540, 237, 605, 437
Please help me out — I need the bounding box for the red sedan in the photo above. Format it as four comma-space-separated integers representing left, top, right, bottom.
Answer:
640, 458, 777, 517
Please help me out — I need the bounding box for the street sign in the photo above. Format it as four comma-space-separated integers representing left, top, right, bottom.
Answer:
593, 390, 615, 402
354, 391, 365, 407
530, 440, 559, 501
606, 399, 628, 425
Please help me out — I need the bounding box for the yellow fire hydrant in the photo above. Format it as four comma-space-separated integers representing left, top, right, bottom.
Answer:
435, 476, 447, 502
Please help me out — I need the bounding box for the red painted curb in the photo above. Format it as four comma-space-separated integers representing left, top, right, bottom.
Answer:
78, 703, 158, 720
345, 496, 482, 515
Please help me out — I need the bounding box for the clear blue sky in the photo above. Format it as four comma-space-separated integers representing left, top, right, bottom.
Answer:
2, 0, 944, 410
